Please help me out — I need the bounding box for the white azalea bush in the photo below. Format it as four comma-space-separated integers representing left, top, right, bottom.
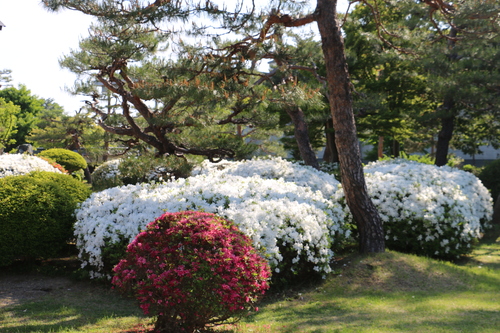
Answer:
193, 156, 339, 197
337, 159, 493, 260
75, 157, 349, 281
0, 153, 63, 178
90, 159, 123, 191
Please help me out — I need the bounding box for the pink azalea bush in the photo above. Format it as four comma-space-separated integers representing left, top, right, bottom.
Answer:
112, 211, 271, 333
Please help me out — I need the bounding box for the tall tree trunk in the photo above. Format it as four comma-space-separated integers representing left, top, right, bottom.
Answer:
316, 0, 384, 253
323, 118, 339, 163
435, 27, 458, 167
392, 139, 400, 158
285, 106, 320, 170
378, 136, 384, 159
434, 113, 455, 166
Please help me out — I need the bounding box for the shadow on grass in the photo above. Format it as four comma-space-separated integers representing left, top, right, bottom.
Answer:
236, 239, 500, 333
0, 283, 146, 333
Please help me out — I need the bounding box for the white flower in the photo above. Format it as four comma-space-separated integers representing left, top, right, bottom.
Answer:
342, 159, 493, 258
0, 154, 62, 178
75, 158, 347, 278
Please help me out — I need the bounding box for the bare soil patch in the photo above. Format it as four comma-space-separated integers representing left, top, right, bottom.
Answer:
0, 257, 97, 308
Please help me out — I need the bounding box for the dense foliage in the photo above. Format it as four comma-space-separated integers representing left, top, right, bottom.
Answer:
112, 211, 270, 333
37, 148, 87, 174
0, 85, 45, 151
91, 155, 193, 191
478, 159, 500, 204
0, 171, 92, 266
0, 98, 20, 150
0, 154, 63, 178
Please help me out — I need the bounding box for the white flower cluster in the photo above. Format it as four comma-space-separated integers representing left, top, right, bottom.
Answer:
0, 154, 62, 178
343, 159, 493, 258
75, 157, 348, 278
92, 159, 122, 180
193, 156, 340, 197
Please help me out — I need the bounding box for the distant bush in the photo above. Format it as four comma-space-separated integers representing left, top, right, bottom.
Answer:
91, 155, 193, 191
462, 164, 483, 177
112, 211, 270, 333
0, 171, 92, 266
478, 159, 500, 204
37, 148, 87, 174
0, 154, 62, 178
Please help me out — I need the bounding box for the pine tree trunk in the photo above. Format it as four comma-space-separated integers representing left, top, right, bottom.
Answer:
435, 114, 455, 166
286, 106, 320, 170
316, 0, 384, 253
378, 136, 384, 159
392, 140, 400, 158
323, 118, 339, 163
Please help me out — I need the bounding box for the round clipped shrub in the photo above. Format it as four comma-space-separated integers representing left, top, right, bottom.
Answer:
478, 159, 500, 205
37, 148, 87, 174
0, 171, 92, 266
75, 157, 347, 280
90, 159, 122, 191
336, 159, 493, 260
0, 153, 63, 178
91, 155, 193, 191
112, 211, 271, 333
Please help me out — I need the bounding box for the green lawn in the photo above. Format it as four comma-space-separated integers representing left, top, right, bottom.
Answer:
1, 226, 499, 333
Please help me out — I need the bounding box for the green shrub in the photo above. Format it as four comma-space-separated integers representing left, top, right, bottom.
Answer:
478, 159, 500, 204
37, 148, 87, 173
91, 154, 193, 191
462, 164, 483, 177
0, 171, 92, 266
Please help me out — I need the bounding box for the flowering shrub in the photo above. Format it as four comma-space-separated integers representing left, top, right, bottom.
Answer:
335, 159, 493, 260
193, 156, 339, 197
75, 157, 347, 280
0, 153, 63, 178
112, 211, 270, 333
90, 159, 123, 191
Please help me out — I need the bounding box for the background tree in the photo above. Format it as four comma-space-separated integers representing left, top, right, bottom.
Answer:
28, 104, 109, 165
43, 0, 386, 253
343, 1, 437, 159
262, 33, 334, 168
0, 98, 19, 151
43, 0, 283, 162
347, 0, 500, 165
0, 85, 44, 151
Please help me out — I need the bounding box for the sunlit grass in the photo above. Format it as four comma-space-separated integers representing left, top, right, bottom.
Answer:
224, 227, 500, 333
1, 227, 499, 332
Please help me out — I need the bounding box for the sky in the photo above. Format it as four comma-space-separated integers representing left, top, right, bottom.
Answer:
0, 0, 349, 114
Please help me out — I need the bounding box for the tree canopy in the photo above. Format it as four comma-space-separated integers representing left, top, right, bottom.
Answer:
0, 85, 45, 151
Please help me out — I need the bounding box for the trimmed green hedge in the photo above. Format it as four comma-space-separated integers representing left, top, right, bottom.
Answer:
0, 171, 91, 266
478, 159, 500, 204
38, 148, 87, 173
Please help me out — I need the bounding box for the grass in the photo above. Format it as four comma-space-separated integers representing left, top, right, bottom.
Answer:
1, 225, 499, 333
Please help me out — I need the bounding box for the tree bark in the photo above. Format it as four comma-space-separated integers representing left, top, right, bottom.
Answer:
316, 0, 385, 253
285, 106, 320, 170
323, 118, 339, 163
378, 136, 384, 159
434, 114, 455, 166
392, 139, 400, 158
